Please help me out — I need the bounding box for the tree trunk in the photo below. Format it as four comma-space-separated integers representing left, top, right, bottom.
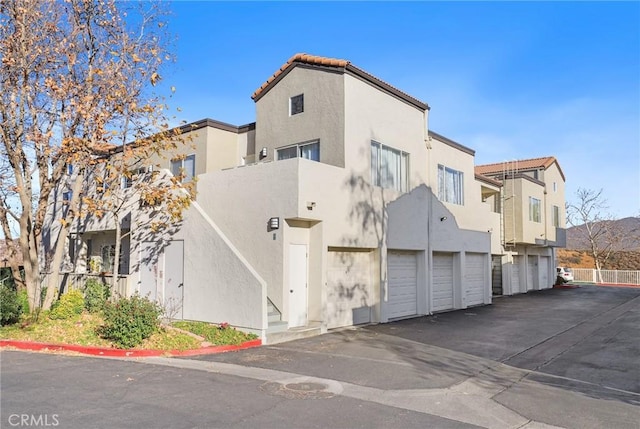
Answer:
42, 171, 85, 310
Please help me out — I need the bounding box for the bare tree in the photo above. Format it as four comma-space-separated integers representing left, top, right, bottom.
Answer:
566, 188, 637, 282
1, 0, 190, 312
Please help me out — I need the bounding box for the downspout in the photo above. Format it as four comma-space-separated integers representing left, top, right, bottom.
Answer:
424, 110, 433, 316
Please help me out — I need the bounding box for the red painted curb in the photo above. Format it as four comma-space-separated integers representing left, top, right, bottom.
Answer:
0, 338, 262, 358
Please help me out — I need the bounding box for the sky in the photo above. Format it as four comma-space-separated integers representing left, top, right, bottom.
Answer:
152, 1, 637, 219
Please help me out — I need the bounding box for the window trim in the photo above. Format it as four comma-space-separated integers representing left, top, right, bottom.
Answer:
529, 196, 542, 223
290, 94, 304, 116
370, 140, 410, 193
437, 164, 465, 205
276, 139, 320, 162
171, 154, 196, 182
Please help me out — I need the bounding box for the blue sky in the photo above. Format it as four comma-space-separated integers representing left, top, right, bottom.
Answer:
162, 1, 640, 219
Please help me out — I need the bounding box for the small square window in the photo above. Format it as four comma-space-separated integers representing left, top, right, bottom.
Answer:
290, 94, 304, 116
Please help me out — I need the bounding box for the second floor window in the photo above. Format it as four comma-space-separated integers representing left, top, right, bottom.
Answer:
529, 197, 542, 223
553, 205, 560, 227
438, 165, 464, 205
171, 154, 195, 182
290, 94, 304, 116
371, 141, 409, 192
276, 140, 319, 162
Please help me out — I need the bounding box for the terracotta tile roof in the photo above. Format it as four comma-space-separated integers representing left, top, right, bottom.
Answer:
251, 53, 429, 110
475, 156, 565, 181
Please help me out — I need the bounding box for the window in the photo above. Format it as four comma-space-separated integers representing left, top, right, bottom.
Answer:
290, 94, 304, 116
276, 140, 319, 162
171, 154, 195, 182
66, 164, 73, 175
553, 182, 557, 192
101, 245, 116, 273
529, 197, 541, 222
553, 205, 560, 227
437, 165, 464, 205
371, 141, 409, 192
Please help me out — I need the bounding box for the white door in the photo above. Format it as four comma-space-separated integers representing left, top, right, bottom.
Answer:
539, 256, 550, 289
327, 250, 372, 329
527, 256, 537, 291
288, 244, 308, 328
512, 256, 521, 294
466, 253, 486, 306
432, 253, 454, 312
387, 251, 418, 319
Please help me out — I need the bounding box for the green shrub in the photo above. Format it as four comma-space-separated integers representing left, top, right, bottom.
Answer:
0, 284, 23, 326
98, 294, 161, 349
83, 278, 111, 313
49, 289, 84, 320
16, 289, 29, 315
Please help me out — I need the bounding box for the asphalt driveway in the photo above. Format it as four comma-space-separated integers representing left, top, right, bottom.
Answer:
188, 285, 640, 406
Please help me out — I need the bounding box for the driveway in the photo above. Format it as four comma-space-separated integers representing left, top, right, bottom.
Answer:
2, 285, 639, 429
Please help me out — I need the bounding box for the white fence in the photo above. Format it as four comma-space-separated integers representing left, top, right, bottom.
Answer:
571, 268, 640, 285
41, 273, 129, 298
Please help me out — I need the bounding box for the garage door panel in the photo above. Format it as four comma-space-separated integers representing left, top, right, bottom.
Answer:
512, 256, 521, 293
466, 253, 486, 306
433, 253, 454, 312
327, 251, 372, 329
387, 251, 417, 319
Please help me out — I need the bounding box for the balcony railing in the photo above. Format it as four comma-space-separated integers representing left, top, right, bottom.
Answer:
41, 272, 129, 298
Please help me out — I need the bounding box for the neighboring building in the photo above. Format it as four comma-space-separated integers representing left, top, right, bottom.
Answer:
476, 157, 567, 295
42, 53, 566, 342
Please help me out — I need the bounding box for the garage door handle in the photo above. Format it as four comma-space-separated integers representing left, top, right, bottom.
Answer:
290, 289, 293, 293
178, 283, 183, 288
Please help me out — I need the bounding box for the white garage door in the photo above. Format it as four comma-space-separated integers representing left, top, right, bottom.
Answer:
387, 251, 418, 319
512, 256, 521, 293
327, 250, 372, 329
539, 256, 550, 289
432, 252, 454, 312
466, 253, 487, 306
527, 256, 537, 291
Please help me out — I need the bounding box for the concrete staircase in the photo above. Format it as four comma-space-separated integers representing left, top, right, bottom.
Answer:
265, 298, 323, 345
267, 298, 287, 334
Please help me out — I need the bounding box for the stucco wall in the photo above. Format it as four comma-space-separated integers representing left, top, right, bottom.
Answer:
173, 202, 266, 332
255, 66, 346, 167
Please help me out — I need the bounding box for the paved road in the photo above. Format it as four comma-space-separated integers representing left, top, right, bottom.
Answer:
2, 285, 639, 429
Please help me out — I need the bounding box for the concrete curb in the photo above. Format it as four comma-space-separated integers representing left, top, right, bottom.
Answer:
0, 338, 262, 358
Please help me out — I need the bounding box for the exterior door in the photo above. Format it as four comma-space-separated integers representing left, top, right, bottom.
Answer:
465, 253, 486, 306
511, 256, 521, 294
387, 251, 418, 319
539, 256, 549, 289
288, 244, 308, 328
527, 256, 537, 291
164, 240, 184, 319
432, 253, 454, 312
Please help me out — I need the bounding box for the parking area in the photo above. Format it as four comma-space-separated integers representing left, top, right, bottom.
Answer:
190, 285, 640, 404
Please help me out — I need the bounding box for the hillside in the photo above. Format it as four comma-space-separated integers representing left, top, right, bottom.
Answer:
559, 217, 640, 270
566, 216, 640, 251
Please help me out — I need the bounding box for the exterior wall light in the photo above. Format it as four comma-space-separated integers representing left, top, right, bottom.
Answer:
259, 147, 268, 159
268, 217, 280, 231
440, 216, 447, 222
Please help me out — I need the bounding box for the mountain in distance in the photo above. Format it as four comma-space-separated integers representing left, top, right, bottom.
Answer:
566, 216, 640, 251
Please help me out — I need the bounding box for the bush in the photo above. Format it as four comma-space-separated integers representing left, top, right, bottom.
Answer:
83, 278, 111, 313
98, 294, 161, 349
16, 289, 29, 315
49, 289, 84, 320
0, 284, 23, 326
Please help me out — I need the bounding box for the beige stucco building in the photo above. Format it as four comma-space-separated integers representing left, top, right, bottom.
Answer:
44, 54, 567, 342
